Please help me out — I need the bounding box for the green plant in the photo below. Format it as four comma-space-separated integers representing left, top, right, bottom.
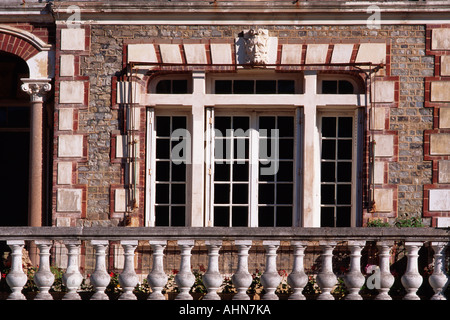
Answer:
367, 219, 390, 227
394, 217, 425, 228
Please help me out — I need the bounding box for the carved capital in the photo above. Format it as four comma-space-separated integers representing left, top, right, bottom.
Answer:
21, 79, 52, 102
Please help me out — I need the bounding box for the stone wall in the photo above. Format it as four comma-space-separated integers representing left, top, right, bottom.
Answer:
53, 23, 445, 226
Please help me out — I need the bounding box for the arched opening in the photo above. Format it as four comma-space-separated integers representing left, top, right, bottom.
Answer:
0, 51, 30, 226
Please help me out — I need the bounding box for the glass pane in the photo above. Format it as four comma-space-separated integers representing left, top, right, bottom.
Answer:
259, 116, 275, 132
232, 184, 248, 204
338, 80, 354, 94
259, 162, 275, 182
276, 161, 293, 182
214, 138, 228, 160
214, 117, 231, 136
155, 206, 169, 226
258, 184, 274, 204
156, 116, 170, 137
171, 206, 186, 226
336, 207, 351, 227
276, 206, 292, 227
172, 80, 188, 94
321, 140, 336, 160
322, 80, 338, 94
337, 184, 351, 204
214, 163, 230, 181
156, 80, 171, 94
156, 161, 170, 182
233, 80, 254, 94
278, 116, 294, 137
8, 107, 29, 128
321, 117, 336, 137
214, 184, 230, 204
172, 163, 186, 182
279, 139, 293, 159
321, 162, 335, 182
278, 80, 295, 94
233, 116, 250, 131
338, 140, 352, 160
321, 185, 335, 204
215, 80, 232, 94
232, 162, 249, 182
232, 207, 248, 226
277, 184, 293, 204
321, 207, 335, 227
256, 80, 276, 94
155, 184, 169, 204
156, 139, 170, 159
258, 206, 274, 227
172, 116, 187, 130
337, 162, 352, 182
171, 184, 185, 204
233, 138, 249, 160
338, 117, 352, 137
214, 207, 229, 227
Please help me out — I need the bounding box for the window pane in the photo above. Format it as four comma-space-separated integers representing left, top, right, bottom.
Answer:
233, 116, 250, 131
321, 162, 335, 182
172, 163, 186, 182
214, 163, 230, 181
233, 162, 249, 182
172, 80, 188, 94
276, 161, 293, 182
338, 140, 352, 160
232, 207, 248, 226
322, 80, 338, 94
338, 80, 354, 94
321, 207, 335, 227
337, 184, 351, 204
215, 116, 231, 136
337, 162, 352, 182
215, 80, 232, 94
156, 161, 170, 181
259, 184, 274, 204
214, 207, 229, 227
278, 116, 294, 137
321, 185, 335, 204
279, 139, 293, 159
233, 138, 249, 159
259, 162, 275, 182
338, 117, 352, 137
172, 116, 187, 130
214, 184, 230, 204
155, 206, 169, 226
156, 116, 171, 137
321, 140, 336, 160
233, 80, 254, 94
321, 117, 336, 137
258, 206, 274, 227
259, 116, 275, 132
156, 139, 170, 159
171, 184, 185, 204
156, 184, 169, 204
277, 184, 293, 204
336, 207, 351, 227
256, 80, 276, 94
276, 207, 292, 227
156, 80, 171, 94
278, 80, 295, 94
232, 184, 248, 204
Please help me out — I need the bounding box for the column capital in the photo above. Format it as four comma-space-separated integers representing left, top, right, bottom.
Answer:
21, 78, 52, 102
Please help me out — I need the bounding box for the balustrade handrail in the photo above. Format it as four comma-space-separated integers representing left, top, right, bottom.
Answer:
0, 226, 449, 242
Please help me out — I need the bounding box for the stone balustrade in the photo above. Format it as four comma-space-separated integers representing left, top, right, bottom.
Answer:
0, 227, 448, 301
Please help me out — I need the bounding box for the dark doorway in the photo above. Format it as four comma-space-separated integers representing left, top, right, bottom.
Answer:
0, 51, 30, 226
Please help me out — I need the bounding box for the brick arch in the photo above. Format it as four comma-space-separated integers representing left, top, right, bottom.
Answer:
0, 32, 39, 61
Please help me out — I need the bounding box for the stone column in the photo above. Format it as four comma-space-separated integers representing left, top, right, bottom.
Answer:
118, 240, 139, 300
90, 240, 110, 300
21, 78, 51, 228
375, 241, 395, 300
344, 241, 366, 300
316, 241, 337, 300
62, 240, 83, 300
232, 240, 253, 300
174, 240, 195, 300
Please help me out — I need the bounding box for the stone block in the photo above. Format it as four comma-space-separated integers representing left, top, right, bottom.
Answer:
436, 217, 450, 228
431, 28, 450, 50
439, 107, 450, 129
305, 44, 328, 64
116, 81, 141, 104
370, 107, 386, 130
55, 217, 71, 227
58, 135, 84, 158
183, 44, 207, 64
59, 81, 85, 104
429, 189, 450, 211
441, 55, 450, 76
116, 135, 127, 158
372, 81, 395, 103
60, 28, 85, 51
57, 188, 82, 212
374, 189, 393, 212
59, 55, 75, 77
281, 44, 302, 65
57, 162, 72, 185
439, 160, 450, 183
127, 44, 157, 63
210, 43, 232, 65
374, 134, 394, 157
58, 108, 73, 131
127, 107, 141, 131
159, 44, 182, 64
330, 44, 354, 64
430, 133, 450, 155
115, 189, 127, 212
356, 43, 386, 64
374, 161, 385, 184
430, 81, 450, 102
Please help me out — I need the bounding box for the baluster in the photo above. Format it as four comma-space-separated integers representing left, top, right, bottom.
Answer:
62, 240, 83, 300
174, 240, 195, 300
429, 242, 449, 300
232, 240, 253, 300
147, 240, 167, 300
202, 240, 223, 300
6, 240, 27, 300
344, 241, 366, 300
118, 240, 139, 300
401, 241, 423, 300
316, 241, 337, 300
287, 241, 308, 300
260, 241, 281, 300
374, 241, 395, 300
34, 240, 55, 300
90, 240, 110, 300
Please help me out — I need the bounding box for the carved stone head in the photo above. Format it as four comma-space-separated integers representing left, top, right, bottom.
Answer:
243, 29, 269, 66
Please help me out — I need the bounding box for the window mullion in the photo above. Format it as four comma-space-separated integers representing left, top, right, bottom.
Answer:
249, 113, 259, 227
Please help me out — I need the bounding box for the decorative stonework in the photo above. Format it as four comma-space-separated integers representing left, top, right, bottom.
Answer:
243, 29, 269, 65
21, 79, 51, 102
